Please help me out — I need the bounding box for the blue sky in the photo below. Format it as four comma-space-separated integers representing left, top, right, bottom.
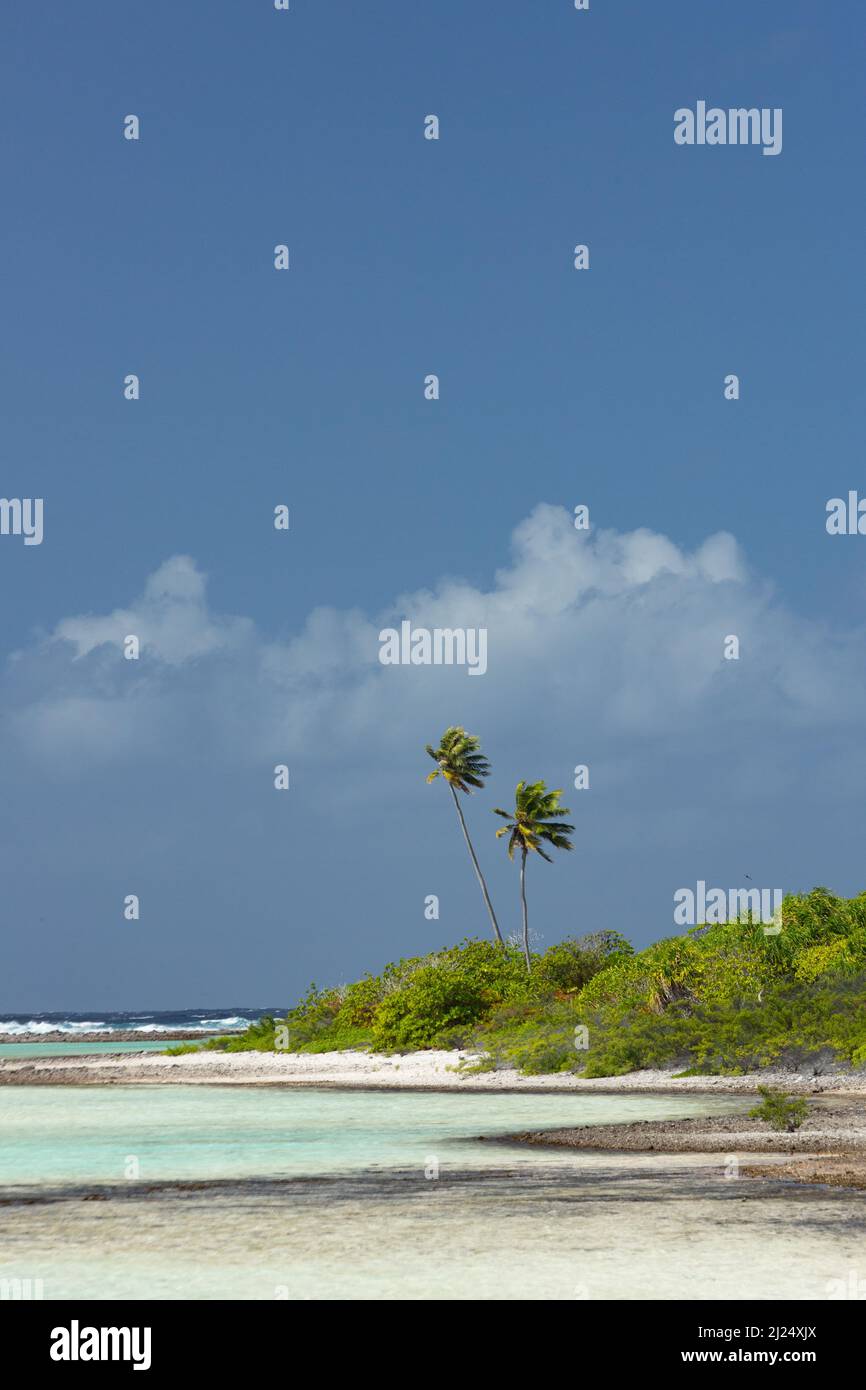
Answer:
1, 0, 865, 1010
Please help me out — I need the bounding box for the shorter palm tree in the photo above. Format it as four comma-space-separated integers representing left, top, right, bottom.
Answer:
426, 727, 504, 947
494, 781, 574, 972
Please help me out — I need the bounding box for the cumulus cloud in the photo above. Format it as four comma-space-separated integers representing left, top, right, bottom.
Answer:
3, 503, 864, 773
53, 555, 254, 665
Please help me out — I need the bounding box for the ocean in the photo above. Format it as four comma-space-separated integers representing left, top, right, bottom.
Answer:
0, 1008, 274, 1037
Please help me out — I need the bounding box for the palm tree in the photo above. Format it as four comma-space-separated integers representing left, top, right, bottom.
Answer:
425, 727, 504, 948
494, 781, 574, 972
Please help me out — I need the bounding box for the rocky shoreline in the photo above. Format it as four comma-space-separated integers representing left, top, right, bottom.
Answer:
504, 1097, 866, 1191
506, 1099, 865, 1151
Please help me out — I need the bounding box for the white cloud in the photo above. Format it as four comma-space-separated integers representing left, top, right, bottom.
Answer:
52, 555, 254, 665
3, 504, 864, 770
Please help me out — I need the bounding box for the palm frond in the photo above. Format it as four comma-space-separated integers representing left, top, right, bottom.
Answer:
424, 726, 491, 795
493, 779, 575, 864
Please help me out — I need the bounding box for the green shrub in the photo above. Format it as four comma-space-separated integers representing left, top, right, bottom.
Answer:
371, 969, 488, 1050
213, 889, 866, 1078
748, 1086, 809, 1132
528, 931, 632, 996
368, 939, 532, 1049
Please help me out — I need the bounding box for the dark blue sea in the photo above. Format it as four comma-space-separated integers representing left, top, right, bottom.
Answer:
0, 1008, 279, 1036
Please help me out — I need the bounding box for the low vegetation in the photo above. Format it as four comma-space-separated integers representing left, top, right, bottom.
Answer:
749, 1086, 809, 1132
186, 887, 866, 1079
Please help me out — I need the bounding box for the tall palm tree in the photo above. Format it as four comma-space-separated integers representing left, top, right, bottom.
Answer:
425, 727, 504, 947
494, 781, 574, 972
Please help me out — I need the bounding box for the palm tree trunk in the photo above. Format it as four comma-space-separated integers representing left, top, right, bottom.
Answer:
520, 847, 531, 972
448, 783, 504, 947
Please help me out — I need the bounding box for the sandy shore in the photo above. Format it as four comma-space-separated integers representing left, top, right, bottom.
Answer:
1, 1046, 866, 1094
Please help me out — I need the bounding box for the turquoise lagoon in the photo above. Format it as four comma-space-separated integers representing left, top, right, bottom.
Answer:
0, 1085, 862, 1301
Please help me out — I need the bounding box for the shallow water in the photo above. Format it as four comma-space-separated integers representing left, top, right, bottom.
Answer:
0, 1086, 862, 1300
0, 1041, 175, 1058
0, 1085, 745, 1187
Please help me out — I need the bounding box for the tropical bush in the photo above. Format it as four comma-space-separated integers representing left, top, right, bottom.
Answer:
475, 891, 866, 1077
188, 888, 866, 1078
198, 934, 622, 1055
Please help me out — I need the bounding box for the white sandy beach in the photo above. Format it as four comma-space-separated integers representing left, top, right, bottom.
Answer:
2, 1046, 866, 1093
